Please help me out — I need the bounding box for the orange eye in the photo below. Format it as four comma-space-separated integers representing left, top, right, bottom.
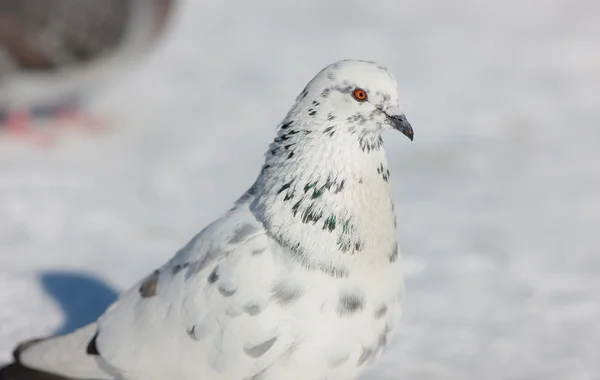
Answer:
352, 88, 368, 102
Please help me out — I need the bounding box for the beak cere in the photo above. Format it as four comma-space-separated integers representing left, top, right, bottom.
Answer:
388, 114, 414, 141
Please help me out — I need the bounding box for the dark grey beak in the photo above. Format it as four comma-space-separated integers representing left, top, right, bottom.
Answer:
388, 114, 414, 141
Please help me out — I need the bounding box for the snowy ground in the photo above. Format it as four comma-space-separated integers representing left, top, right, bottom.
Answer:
1, 0, 599, 379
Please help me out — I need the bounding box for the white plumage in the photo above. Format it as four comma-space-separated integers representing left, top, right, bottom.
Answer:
0, 59, 414, 380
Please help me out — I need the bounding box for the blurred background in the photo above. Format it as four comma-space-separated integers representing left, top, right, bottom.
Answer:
0, 0, 598, 379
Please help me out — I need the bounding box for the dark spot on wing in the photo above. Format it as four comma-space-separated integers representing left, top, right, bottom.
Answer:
219, 284, 237, 297
375, 304, 388, 319
251, 247, 267, 255
208, 267, 220, 283
244, 336, 278, 358
244, 304, 262, 316
337, 293, 364, 316
229, 224, 259, 244
378, 324, 392, 350
187, 325, 208, 341
184, 245, 228, 280
171, 262, 190, 275
357, 347, 373, 366
139, 270, 159, 298
271, 281, 304, 306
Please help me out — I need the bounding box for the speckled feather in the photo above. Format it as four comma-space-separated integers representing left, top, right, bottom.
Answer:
1, 60, 411, 380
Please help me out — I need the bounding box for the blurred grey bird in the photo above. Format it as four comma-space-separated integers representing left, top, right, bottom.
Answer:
0, 0, 176, 142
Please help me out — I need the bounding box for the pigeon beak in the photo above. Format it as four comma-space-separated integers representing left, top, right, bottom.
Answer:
387, 114, 414, 141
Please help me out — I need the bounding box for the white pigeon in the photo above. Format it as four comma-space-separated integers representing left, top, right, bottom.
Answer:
0, 59, 414, 380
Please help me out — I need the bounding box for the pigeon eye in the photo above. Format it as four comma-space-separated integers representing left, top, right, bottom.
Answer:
352, 88, 368, 102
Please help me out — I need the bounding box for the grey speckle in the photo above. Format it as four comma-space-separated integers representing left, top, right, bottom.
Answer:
333, 84, 353, 94
187, 325, 208, 341
185, 245, 228, 280
229, 224, 259, 244
244, 304, 262, 316
271, 281, 304, 306
171, 262, 190, 275
375, 304, 388, 319
219, 284, 237, 297
208, 267, 219, 283
329, 352, 350, 368
251, 247, 267, 256
378, 324, 392, 351
337, 293, 364, 316
357, 347, 374, 366
244, 336, 278, 358
139, 270, 159, 298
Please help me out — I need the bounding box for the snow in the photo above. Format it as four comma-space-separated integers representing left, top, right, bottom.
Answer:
1, 0, 599, 378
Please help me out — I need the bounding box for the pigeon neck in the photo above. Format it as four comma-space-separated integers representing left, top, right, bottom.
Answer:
250, 120, 399, 278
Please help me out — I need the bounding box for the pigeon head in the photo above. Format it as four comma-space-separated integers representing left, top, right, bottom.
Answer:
286, 59, 413, 143
262, 59, 413, 170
